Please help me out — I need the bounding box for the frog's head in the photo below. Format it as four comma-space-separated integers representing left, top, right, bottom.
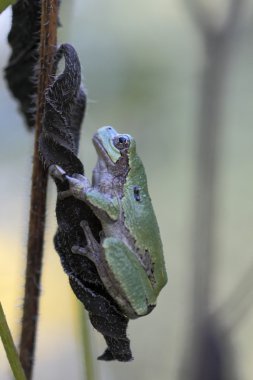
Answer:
93, 126, 136, 164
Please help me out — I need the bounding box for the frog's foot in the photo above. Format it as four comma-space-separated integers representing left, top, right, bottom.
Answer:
49, 165, 90, 201
71, 220, 101, 264
62, 173, 91, 202
49, 164, 86, 184
80, 220, 100, 251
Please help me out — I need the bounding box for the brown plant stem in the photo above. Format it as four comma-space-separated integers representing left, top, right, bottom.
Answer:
19, 1, 58, 379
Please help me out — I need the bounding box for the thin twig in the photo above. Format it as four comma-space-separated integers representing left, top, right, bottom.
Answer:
19, 1, 58, 379
0, 302, 27, 380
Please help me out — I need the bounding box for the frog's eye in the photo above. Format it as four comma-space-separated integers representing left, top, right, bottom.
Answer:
113, 135, 130, 151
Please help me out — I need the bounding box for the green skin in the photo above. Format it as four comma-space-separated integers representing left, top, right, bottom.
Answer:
50, 126, 167, 319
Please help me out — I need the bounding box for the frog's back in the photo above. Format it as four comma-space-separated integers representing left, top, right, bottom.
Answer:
121, 153, 167, 294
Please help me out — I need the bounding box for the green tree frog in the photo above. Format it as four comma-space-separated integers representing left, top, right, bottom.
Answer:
50, 126, 167, 319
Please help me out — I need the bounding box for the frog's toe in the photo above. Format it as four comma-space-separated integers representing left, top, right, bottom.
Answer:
80, 220, 100, 251
71, 245, 87, 255
72, 173, 86, 181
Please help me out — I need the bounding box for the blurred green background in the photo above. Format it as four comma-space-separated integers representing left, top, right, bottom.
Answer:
1, 0, 253, 379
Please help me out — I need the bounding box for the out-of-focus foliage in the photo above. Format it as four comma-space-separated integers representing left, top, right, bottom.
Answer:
0, 303, 27, 380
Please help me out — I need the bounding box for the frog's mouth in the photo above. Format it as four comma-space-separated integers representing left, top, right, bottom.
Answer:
93, 126, 121, 164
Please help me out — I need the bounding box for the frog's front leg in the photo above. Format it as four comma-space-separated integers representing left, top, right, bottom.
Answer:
49, 164, 91, 201
49, 164, 119, 220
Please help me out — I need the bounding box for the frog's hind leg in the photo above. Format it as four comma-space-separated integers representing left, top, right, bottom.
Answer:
72, 220, 100, 264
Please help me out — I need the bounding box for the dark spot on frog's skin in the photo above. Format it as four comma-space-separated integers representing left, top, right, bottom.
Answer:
133, 186, 141, 202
